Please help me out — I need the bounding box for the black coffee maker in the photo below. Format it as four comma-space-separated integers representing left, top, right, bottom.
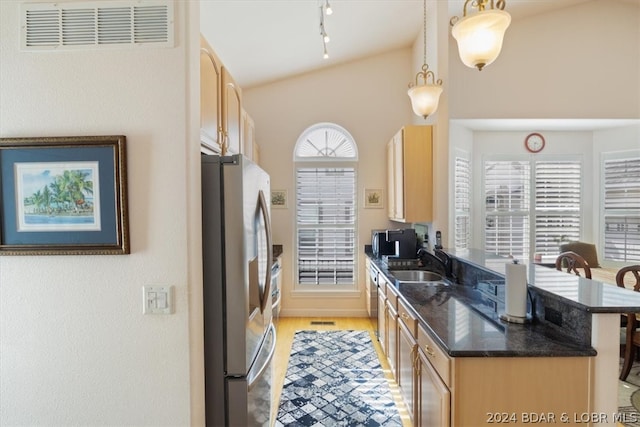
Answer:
385, 228, 417, 259
371, 229, 395, 257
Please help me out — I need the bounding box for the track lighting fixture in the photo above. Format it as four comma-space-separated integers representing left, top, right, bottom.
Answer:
325, 0, 333, 16
319, 3, 331, 59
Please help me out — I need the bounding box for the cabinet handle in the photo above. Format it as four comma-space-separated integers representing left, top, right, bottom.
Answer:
221, 129, 229, 155
424, 344, 436, 358
401, 312, 410, 321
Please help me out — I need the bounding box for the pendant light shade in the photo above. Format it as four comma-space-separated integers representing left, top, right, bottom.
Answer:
408, 67, 443, 120
407, 0, 443, 120
451, 0, 511, 71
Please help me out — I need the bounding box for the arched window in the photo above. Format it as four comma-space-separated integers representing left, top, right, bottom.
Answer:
294, 123, 358, 288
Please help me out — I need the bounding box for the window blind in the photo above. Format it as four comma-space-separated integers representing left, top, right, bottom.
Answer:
454, 156, 471, 249
484, 161, 530, 258
603, 157, 640, 262
296, 168, 356, 285
534, 161, 581, 256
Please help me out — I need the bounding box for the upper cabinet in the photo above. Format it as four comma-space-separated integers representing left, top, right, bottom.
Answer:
200, 35, 244, 156
221, 67, 242, 155
242, 108, 260, 164
386, 125, 433, 223
200, 36, 222, 153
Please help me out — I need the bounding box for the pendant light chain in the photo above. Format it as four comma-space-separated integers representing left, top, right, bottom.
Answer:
422, 0, 427, 67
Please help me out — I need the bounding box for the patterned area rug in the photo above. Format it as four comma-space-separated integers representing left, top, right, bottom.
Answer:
619, 360, 640, 427
275, 330, 402, 427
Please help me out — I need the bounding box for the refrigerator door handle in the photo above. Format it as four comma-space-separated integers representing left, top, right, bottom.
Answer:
248, 323, 276, 391
258, 190, 273, 313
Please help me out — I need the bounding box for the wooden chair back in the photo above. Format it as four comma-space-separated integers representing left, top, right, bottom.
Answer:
555, 251, 592, 279
618, 266, 640, 380
617, 265, 640, 292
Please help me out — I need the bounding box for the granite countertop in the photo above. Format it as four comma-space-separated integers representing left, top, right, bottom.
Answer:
367, 252, 596, 358
446, 248, 640, 313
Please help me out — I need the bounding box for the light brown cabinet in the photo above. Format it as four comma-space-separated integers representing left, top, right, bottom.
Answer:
200, 36, 222, 153
386, 126, 433, 223
200, 35, 244, 156
221, 67, 242, 155
242, 108, 260, 164
385, 281, 399, 379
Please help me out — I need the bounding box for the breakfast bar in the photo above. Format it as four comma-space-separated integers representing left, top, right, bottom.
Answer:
366, 247, 640, 426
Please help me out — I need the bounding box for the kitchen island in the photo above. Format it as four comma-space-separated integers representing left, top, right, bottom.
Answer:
366, 248, 640, 426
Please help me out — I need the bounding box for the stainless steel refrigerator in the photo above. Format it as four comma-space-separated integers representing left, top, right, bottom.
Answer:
202, 154, 275, 427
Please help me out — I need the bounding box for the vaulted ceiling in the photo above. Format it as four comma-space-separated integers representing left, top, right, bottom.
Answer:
199, 0, 597, 89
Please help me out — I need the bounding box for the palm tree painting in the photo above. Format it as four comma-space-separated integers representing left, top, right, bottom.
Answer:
15, 161, 101, 232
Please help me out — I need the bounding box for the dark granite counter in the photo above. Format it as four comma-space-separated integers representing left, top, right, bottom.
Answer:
446, 248, 640, 313
367, 251, 596, 358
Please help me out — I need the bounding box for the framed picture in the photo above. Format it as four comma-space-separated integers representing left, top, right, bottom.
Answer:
364, 188, 383, 209
271, 189, 287, 209
0, 135, 129, 255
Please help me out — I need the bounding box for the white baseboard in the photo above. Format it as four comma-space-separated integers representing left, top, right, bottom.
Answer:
279, 308, 370, 318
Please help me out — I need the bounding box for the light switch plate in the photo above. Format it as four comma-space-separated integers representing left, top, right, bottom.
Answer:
143, 285, 173, 314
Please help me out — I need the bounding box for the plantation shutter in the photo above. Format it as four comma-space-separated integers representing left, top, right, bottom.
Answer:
296, 168, 356, 285
454, 156, 471, 249
534, 161, 582, 257
484, 161, 530, 259
603, 157, 640, 262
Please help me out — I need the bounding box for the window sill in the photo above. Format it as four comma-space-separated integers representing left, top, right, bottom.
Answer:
290, 288, 361, 299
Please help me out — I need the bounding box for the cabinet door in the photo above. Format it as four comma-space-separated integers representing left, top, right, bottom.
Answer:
386, 300, 398, 379
200, 38, 222, 153
377, 290, 387, 355
242, 108, 255, 161
386, 139, 395, 219
417, 348, 450, 427
392, 132, 404, 220
398, 320, 417, 423
221, 67, 242, 155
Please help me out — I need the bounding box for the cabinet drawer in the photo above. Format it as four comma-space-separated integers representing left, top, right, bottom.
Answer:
398, 299, 417, 338
385, 283, 398, 310
418, 324, 451, 387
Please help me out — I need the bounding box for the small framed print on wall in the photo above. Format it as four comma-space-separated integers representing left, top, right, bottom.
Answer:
0, 135, 130, 255
364, 188, 383, 209
271, 189, 288, 209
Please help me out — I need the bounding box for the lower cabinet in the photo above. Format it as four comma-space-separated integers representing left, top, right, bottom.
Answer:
377, 281, 387, 355
395, 296, 590, 427
386, 283, 399, 379
416, 340, 451, 427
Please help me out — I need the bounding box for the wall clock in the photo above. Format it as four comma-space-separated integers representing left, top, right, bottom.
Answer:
525, 132, 545, 153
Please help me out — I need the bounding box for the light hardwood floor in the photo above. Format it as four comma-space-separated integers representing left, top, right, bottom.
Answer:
272, 316, 412, 427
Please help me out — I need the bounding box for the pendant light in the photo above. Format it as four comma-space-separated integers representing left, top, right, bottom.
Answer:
407, 0, 443, 120
450, 0, 511, 71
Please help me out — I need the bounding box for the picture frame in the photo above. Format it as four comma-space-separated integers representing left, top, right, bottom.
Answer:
0, 135, 130, 255
271, 189, 288, 209
364, 188, 383, 209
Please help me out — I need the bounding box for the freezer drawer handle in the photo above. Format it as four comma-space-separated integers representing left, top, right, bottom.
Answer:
248, 323, 277, 391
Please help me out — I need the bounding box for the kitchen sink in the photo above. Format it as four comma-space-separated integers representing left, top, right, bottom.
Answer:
390, 270, 443, 283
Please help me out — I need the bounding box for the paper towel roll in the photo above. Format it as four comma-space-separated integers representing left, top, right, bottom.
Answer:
504, 261, 527, 319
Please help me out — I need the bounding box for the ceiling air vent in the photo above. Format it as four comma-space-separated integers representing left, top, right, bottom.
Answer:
21, 1, 174, 50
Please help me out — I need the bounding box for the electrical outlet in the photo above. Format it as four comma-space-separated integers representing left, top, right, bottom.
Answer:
143, 285, 173, 314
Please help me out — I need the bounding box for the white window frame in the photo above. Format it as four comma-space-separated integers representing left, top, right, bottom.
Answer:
454, 149, 471, 250
292, 123, 359, 295
482, 154, 584, 262
600, 150, 640, 264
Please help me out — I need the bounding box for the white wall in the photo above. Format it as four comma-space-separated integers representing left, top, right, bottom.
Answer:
244, 49, 413, 316
448, 0, 640, 120
0, 2, 204, 425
